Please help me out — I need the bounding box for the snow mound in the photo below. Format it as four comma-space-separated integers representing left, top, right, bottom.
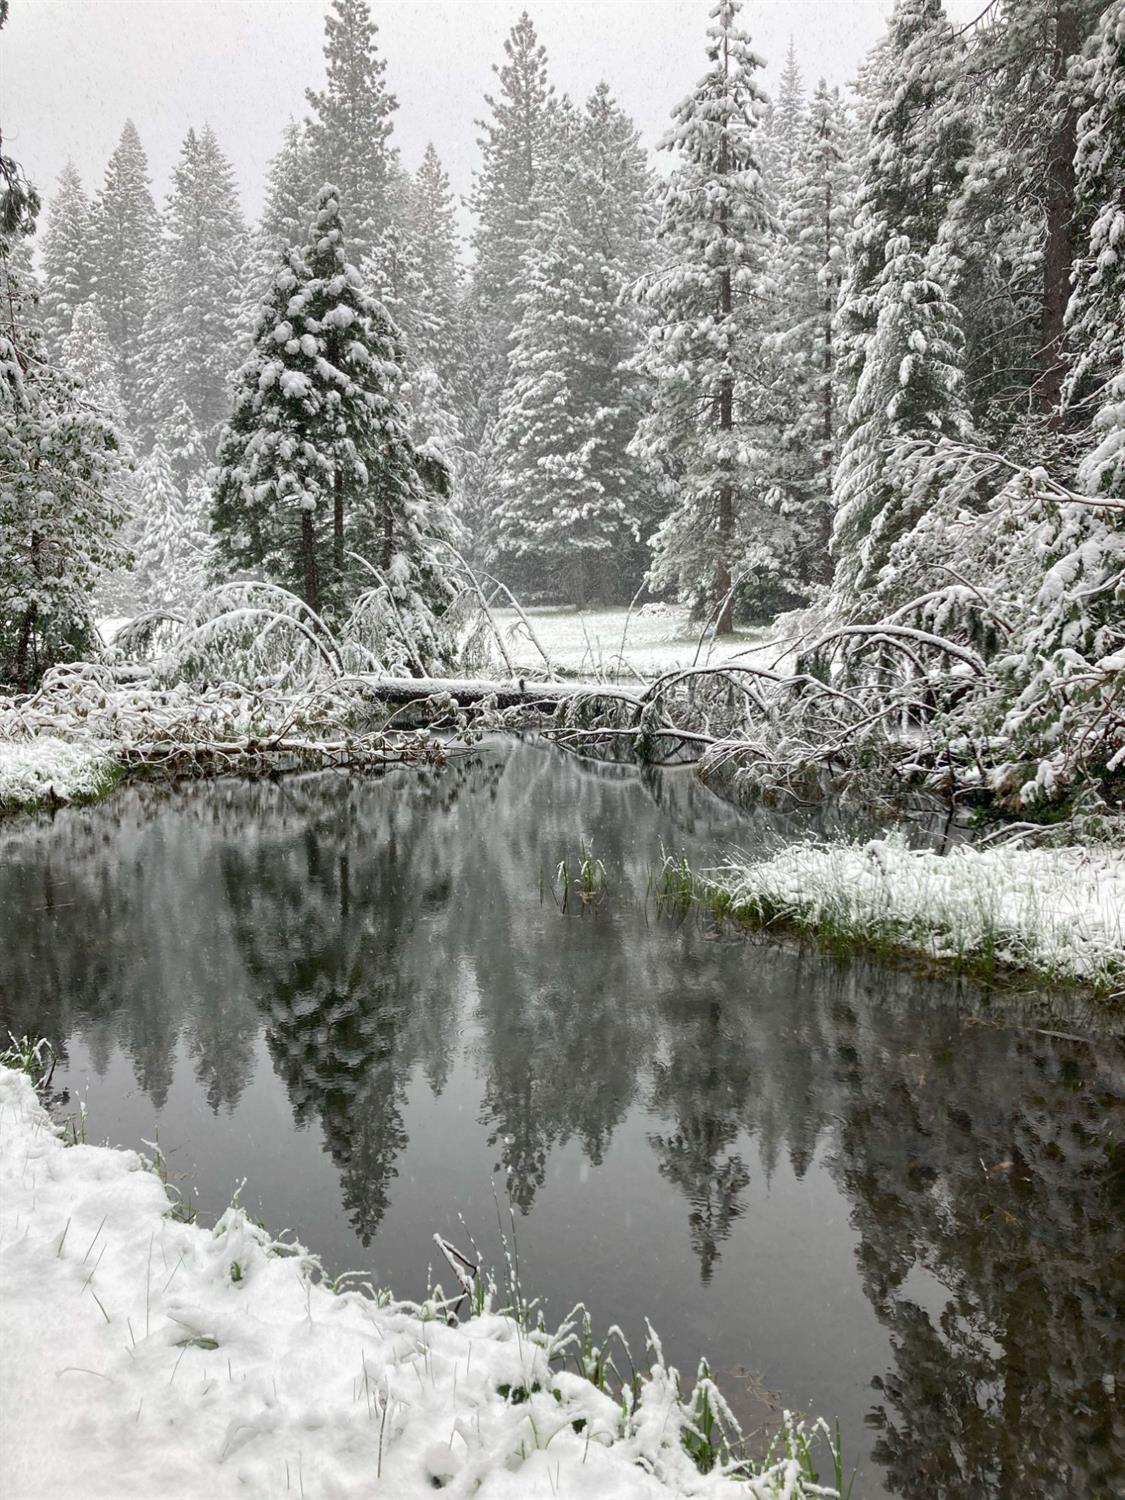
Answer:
0, 1067, 835, 1499
0, 736, 114, 813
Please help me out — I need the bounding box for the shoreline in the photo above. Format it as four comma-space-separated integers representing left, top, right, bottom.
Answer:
0, 1065, 841, 1499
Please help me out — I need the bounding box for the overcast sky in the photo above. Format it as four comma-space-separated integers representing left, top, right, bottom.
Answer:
5, 0, 983, 229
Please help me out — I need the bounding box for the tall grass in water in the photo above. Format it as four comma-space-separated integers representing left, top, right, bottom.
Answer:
552, 841, 608, 911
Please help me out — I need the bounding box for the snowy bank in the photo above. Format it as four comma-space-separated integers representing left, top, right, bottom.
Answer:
704, 836, 1125, 992
0, 735, 117, 814
0, 1067, 837, 1500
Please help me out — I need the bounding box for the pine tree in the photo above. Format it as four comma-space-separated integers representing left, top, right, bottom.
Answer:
39, 162, 94, 352
212, 186, 456, 662
629, 0, 773, 633
58, 300, 125, 428
1064, 0, 1125, 497
142, 124, 248, 472
764, 80, 856, 592
90, 120, 160, 431
935, 0, 1104, 440
130, 442, 207, 611
363, 211, 466, 499
759, 38, 807, 193
305, 0, 398, 268
0, 254, 128, 687
260, 118, 318, 260
831, 0, 972, 608
0, 1, 40, 246
464, 8, 559, 524
973, 0, 1105, 415
486, 84, 656, 605
832, 236, 970, 603
977, 0, 1123, 783
408, 144, 465, 391
470, 11, 556, 349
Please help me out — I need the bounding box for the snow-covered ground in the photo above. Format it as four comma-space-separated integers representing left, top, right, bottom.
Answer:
706, 835, 1125, 989
0, 735, 117, 813
0, 1066, 835, 1500
492, 606, 772, 679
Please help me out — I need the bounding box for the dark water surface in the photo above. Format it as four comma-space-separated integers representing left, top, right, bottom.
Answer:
1, 739, 1122, 1499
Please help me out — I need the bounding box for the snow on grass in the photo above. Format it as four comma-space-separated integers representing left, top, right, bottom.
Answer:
704, 834, 1125, 992
493, 606, 771, 680
0, 735, 118, 814
0, 1066, 838, 1500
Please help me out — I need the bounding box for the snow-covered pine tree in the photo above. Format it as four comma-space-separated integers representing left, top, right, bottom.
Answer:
470, 11, 557, 355
260, 119, 318, 261
141, 124, 248, 474
759, 38, 807, 193
486, 83, 656, 606
976, 0, 1106, 416
1, 239, 128, 687
1, 236, 42, 340
407, 145, 466, 398
932, 0, 1104, 446
212, 186, 456, 664
130, 441, 208, 612
58, 300, 126, 429
833, 235, 970, 604
836, 0, 970, 403
630, 0, 774, 634
463, 11, 560, 540
305, 0, 398, 268
89, 120, 160, 435
1064, 0, 1125, 497
981, 0, 1124, 794
360, 192, 466, 509
764, 80, 856, 594
39, 162, 94, 353
831, 0, 972, 608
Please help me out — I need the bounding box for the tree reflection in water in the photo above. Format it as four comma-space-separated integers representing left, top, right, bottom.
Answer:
0, 739, 1121, 1498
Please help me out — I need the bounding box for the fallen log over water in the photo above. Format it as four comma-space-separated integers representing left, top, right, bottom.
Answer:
117, 734, 446, 774
350, 675, 643, 711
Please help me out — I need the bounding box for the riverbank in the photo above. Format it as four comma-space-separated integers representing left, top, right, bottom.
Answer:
692, 835, 1125, 995
0, 1066, 839, 1499
0, 735, 120, 814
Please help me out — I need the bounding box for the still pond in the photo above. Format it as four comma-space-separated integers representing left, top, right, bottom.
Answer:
0, 738, 1121, 1498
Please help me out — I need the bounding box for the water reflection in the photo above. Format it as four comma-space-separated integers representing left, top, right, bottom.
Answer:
0, 740, 1121, 1499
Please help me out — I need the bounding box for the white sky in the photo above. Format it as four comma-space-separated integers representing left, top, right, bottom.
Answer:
4, 0, 984, 227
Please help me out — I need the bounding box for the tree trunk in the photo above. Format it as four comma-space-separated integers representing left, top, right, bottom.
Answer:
15, 525, 43, 690
1037, 1, 1080, 418
301, 510, 319, 612
823, 178, 834, 452
14, 602, 38, 693
333, 469, 345, 596
714, 46, 736, 640
382, 495, 393, 574
716, 264, 735, 637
